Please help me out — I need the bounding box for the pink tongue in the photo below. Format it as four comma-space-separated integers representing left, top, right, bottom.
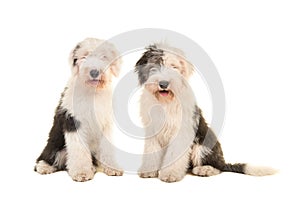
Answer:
160, 91, 169, 96
90, 80, 99, 86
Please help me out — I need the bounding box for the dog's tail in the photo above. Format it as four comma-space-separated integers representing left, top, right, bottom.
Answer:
222, 163, 277, 176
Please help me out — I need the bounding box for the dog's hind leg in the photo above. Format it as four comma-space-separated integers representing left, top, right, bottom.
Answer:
35, 116, 66, 174
190, 143, 221, 176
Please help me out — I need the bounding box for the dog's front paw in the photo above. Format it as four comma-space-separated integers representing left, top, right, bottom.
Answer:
139, 171, 158, 178
35, 160, 57, 175
159, 171, 184, 183
103, 166, 123, 176
192, 165, 220, 177
68, 166, 96, 182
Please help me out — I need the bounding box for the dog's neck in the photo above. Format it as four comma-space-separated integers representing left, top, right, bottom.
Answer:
61, 77, 112, 118
69, 76, 112, 95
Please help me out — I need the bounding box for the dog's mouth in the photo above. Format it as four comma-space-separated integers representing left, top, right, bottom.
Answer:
85, 79, 105, 87
158, 90, 170, 97
155, 89, 174, 102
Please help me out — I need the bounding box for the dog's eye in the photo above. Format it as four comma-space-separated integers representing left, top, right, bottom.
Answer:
80, 57, 87, 61
76, 57, 87, 67
101, 55, 108, 60
150, 68, 158, 73
170, 64, 179, 69
73, 58, 78, 66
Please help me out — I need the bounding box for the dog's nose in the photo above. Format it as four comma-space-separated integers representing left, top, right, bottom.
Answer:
159, 81, 169, 89
90, 69, 100, 78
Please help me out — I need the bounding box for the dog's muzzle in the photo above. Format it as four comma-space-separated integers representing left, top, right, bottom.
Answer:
86, 69, 105, 88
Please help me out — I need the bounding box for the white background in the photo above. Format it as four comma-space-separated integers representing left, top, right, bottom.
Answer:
0, 0, 299, 199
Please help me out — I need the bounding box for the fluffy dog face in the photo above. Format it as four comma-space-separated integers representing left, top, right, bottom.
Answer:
135, 44, 193, 85
144, 67, 187, 104
69, 38, 121, 90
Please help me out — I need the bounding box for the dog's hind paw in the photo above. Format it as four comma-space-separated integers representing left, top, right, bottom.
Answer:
192, 165, 220, 176
35, 160, 57, 175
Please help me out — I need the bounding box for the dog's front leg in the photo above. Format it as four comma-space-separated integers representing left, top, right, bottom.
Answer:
159, 146, 190, 183
139, 138, 164, 178
159, 149, 191, 183
159, 128, 193, 183
98, 125, 123, 176
98, 137, 123, 176
65, 131, 95, 182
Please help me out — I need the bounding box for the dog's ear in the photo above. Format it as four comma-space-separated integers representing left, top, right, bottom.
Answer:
69, 44, 81, 75
110, 58, 122, 77
178, 57, 193, 79
95, 41, 122, 77
108, 47, 122, 77
109, 43, 122, 77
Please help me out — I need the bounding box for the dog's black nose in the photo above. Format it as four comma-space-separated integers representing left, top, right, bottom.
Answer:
90, 69, 100, 78
159, 81, 169, 89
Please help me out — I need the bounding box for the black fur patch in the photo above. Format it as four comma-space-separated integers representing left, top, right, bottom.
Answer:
193, 105, 211, 144
222, 163, 246, 173
61, 110, 80, 132
72, 44, 81, 67
192, 105, 246, 174
92, 154, 98, 167
135, 45, 164, 85
73, 58, 78, 67
36, 88, 80, 168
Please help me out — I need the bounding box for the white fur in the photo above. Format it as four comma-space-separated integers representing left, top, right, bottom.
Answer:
190, 144, 212, 166
65, 132, 96, 181
244, 164, 278, 176
192, 165, 221, 176
35, 160, 57, 174
139, 68, 196, 182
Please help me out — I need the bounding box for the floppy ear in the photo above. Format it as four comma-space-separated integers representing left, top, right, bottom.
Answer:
178, 57, 193, 79
109, 48, 122, 77
110, 58, 122, 77
69, 44, 81, 75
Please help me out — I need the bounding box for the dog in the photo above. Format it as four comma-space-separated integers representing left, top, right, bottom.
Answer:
34, 38, 123, 181
136, 44, 276, 182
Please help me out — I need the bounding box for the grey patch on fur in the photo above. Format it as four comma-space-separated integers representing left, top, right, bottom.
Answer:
134, 45, 164, 85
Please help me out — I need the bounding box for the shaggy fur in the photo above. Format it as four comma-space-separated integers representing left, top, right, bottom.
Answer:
35, 38, 123, 181
136, 44, 277, 182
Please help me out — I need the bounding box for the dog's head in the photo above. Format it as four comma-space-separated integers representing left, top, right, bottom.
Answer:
135, 43, 193, 85
144, 66, 188, 104
69, 38, 122, 90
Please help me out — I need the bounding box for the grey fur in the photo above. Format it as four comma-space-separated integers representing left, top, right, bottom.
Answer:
134, 45, 164, 85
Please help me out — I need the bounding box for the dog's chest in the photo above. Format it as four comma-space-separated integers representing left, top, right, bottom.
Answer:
63, 88, 112, 133
155, 103, 183, 147
81, 95, 112, 132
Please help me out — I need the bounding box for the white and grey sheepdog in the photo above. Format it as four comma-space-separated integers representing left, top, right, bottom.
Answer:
136, 44, 276, 182
35, 38, 123, 182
